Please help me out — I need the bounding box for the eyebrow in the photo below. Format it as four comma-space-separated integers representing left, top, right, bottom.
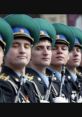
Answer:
13, 41, 31, 45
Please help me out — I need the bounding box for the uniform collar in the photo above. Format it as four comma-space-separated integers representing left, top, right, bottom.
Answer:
47, 67, 62, 81
1, 66, 20, 78
67, 68, 77, 81
26, 67, 49, 88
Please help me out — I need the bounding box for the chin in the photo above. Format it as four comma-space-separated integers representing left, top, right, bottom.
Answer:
74, 64, 80, 67
57, 62, 65, 65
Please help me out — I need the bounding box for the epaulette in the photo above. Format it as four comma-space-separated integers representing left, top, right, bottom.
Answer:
25, 73, 34, 81
76, 70, 82, 77
46, 72, 57, 81
0, 73, 9, 81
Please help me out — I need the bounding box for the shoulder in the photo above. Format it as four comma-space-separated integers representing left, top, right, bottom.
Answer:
0, 73, 16, 94
25, 73, 34, 81
0, 73, 9, 81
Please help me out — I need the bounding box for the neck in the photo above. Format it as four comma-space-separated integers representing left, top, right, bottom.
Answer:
50, 65, 62, 73
29, 63, 46, 75
67, 66, 76, 74
0, 67, 2, 72
5, 63, 25, 75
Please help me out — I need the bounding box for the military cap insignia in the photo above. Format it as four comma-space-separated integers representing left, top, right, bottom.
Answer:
40, 30, 50, 38
19, 29, 25, 33
56, 35, 60, 40
40, 31, 45, 35
0, 73, 9, 81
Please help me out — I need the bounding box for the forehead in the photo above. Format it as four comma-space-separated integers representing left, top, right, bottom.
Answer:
13, 38, 31, 44
55, 43, 69, 47
0, 46, 4, 52
35, 40, 52, 46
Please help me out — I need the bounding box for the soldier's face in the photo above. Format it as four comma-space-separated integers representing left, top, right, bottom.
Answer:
5, 38, 31, 68
67, 46, 81, 67
51, 44, 69, 66
0, 46, 4, 67
30, 40, 52, 67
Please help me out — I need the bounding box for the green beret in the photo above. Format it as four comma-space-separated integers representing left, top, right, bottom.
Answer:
69, 26, 82, 48
33, 18, 56, 47
4, 14, 40, 45
53, 23, 75, 51
0, 17, 13, 54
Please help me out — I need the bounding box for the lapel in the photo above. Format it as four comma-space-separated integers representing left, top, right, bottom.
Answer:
26, 67, 48, 90
1, 66, 20, 87
65, 69, 79, 91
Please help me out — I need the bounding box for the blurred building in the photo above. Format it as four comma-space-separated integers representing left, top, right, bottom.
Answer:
0, 14, 82, 30
40, 14, 67, 24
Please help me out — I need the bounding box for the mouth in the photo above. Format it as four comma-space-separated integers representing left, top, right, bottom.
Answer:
17, 56, 27, 59
42, 58, 50, 61
73, 59, 80, 62
56, 56, 64, 60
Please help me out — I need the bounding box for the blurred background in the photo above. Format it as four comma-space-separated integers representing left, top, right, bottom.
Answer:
0, 14, 82, 30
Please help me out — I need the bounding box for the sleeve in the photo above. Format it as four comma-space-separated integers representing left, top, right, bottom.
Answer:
0, 80, 16, 103
22, 81, 40, 103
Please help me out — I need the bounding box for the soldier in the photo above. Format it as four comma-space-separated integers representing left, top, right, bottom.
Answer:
0, 17, 13, 72
66, 26, 82, 103
77, 53, 82, 73
47, 23, 75, 103
26, 18, 59, 103
0, 14, 40, 103
76, 29, 82, 75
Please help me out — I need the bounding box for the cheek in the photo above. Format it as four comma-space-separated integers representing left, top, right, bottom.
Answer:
0, 52, 4, 58
79, 54, 81, 62
52, 52, 56, 59
64, 53, 69, 62
67, 55, 73, 64
32, 52, 43, 63
32, 51, 41, 58
6, 50, 17, 61
26, 49, 31, 59
49, 51, 52, 57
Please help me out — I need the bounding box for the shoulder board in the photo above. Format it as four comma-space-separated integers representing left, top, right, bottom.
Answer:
76, 69, 82, 77
46, 73, 57, 81
0, 73, 9, 81
25, 73, 34, 81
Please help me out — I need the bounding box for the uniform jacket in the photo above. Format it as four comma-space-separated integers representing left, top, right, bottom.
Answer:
0, 66, 39, 103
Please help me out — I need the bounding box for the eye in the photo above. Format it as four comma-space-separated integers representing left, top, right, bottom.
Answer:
24, 44, 31, 49
62, 46, 68, 50
47, 46, 52, 50
76, 48, 81, 52
35, 46, 42, 50
12, 43, 19, 48
52, 47, 57, 50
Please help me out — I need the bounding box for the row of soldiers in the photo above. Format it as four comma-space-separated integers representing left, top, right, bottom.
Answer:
0, 14, 82, 103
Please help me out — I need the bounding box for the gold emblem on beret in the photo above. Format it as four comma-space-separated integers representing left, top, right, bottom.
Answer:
19, 29, 25, 33
40, 31, 45, 35
56, 35, 60, 40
